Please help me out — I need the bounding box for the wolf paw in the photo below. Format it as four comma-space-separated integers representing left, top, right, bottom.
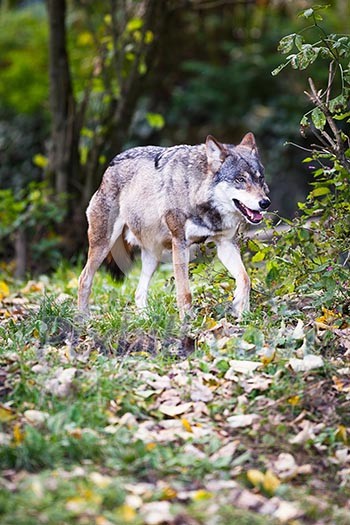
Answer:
231, 297, 250, 320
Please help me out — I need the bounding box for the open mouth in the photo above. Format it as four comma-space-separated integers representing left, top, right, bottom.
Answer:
233, 199, 263, 224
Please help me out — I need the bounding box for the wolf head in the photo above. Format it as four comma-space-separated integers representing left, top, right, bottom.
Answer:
206, 133, 270, 224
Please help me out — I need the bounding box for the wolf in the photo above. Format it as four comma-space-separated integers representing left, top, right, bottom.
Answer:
78, 133, 270, 319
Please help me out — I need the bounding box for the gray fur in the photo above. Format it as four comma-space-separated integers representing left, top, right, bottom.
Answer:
78, 133, 270, 320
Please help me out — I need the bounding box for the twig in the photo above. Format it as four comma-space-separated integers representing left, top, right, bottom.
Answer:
306, 77, 350, 171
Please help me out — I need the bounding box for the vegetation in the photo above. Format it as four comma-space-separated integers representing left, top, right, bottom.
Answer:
0, 1, 349, 524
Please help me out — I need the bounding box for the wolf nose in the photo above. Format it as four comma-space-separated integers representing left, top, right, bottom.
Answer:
259, 198, 271, 210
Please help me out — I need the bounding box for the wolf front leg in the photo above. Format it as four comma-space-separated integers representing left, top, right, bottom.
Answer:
172, 237, 192, 319
135, 249, 158, 309
216, 239, 250, 319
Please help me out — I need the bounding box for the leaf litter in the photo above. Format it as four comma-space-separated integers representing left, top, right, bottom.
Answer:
0, 275, 350, 524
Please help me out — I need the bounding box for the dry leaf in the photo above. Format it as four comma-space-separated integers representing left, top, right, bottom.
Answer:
24, 410, 49, 426
0, 281, 10, 300
225, 360, 261, 376
139, 371, 171, 390
332, 376, 350, 393
0, 404, 16, 422
211, 440, 239, 461
241, 375, 272, 393
158, 402, 192, 417
288, 355, 323, 372
247, 469, 265, 486
289, 420, 324, 445
45, 367, 77, 398
227, 413, 259, 428
190, 380, 213, 402
141, 501, 172, 525
272, 499, 303, 522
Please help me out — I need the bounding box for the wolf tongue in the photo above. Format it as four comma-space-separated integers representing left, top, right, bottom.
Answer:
246, 207, 262, 221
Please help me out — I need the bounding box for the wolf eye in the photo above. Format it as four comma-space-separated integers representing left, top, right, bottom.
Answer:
236, 176, 245, 183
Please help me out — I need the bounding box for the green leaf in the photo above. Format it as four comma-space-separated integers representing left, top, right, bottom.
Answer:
311, 186, 331, 197
33, 154, 48, 169
294, 34, 305, 51
278, 34, 295, 54
271, 62, 288, 76
126, 18, 143, 32
298, 46, 320, 69
146, 112, 165, 130
252, 251, 265, 263
311, 107, 326, 130
300, 115, 309, 127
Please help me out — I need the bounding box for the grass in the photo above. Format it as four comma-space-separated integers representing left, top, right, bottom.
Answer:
0, 254, 349, 525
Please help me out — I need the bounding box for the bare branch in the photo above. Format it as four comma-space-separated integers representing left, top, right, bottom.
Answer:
306, 77, 350, 171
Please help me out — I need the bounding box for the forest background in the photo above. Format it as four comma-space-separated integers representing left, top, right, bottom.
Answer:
0, 2, 350, 524
0, 0, 348, 276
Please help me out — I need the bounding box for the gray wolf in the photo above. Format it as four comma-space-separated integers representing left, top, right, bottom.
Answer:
78, 133, 270, 319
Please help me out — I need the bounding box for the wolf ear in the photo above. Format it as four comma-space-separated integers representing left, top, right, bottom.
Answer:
205, 135, 227, 172
239, 132, 258, 155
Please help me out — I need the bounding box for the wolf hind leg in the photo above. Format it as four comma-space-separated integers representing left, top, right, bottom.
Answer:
78, 216, 124, 314
172, 237, 192, 320
216, 239, 250, 319
135, 249, 158, 310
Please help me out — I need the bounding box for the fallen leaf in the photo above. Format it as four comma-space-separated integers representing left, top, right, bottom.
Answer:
118, 504, 137, 522
272, 453, 311, 480
332, 376, 350, 393
227, 413, 259, 428
288, 354, 323, 372
24, 410, 49, 425
272, 499, 303, 522
190, 380, 213, 402
141, 501, 172, 525
181, 418, 193, 432
45, 367, 77, 398
211, 440, 239, 462
192, 489, 213, 501
334, 449, 350, 464
247, 469, 265, 486
241, 375, 272, 393
289, 420, 324, 445
139, 371, 171, 390
13, 423, 25, 445
90, 472, 113, 488
259, 346, 276, 365
263, 469, 281, 494
21, 281, 45, 294
292, 319, 305, 340
225, 360, 261, 376
0, 281, 10, 301
0, 404, 16, 422
158, 402, 192, 417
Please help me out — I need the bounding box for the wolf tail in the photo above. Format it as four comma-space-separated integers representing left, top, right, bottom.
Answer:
106, 231, 134, 279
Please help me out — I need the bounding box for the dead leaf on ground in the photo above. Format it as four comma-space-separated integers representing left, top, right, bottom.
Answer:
241, 375, 272, 393
289, 419, 324, 445
158, 402, 193, 417
227, 413, 260, 428
271, 453, 312, 480
287, 354, 324, 372
224, 360, 261, 380
24, 410, 50, 426
190, 380, 213, 402
44, 367, 77, 398
210, 440, 239, 462
332, 375, 350, 393
141, 501, 172, 525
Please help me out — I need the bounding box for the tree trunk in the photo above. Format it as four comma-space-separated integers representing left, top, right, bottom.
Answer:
47, 0, 79, 195
14, 228, 26, 280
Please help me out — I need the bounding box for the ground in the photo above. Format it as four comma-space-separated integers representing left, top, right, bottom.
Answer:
0, 256, 349, 525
